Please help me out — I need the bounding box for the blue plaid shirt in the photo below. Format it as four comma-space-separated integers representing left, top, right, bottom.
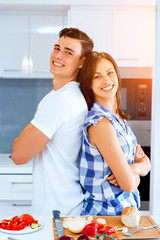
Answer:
80, 102, 140, 216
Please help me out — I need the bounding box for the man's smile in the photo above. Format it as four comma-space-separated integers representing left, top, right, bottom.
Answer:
52, 61, 64, 67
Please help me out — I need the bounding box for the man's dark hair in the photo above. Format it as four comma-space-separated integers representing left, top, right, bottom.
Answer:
59, 27, 94, 58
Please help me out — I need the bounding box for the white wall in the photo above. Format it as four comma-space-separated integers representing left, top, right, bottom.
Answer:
150, 0, 160, 215
0, 0, 156, 6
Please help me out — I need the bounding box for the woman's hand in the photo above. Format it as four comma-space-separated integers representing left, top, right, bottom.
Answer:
106, 174, 119, 187
133, 144, 151, 177
135, 144, 145, 162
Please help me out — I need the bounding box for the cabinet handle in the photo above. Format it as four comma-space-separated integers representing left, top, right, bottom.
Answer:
132, 129, 151, 132
12, 203, 32, 206
3, 69, 26, 72
116, 58, 139, 61
11, 182, 32, 184
33, 70, 50, 73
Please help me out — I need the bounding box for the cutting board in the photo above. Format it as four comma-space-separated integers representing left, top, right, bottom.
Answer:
53, 215, 160, 239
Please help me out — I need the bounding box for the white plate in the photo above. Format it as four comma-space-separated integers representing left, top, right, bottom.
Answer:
0, 221, 43, 235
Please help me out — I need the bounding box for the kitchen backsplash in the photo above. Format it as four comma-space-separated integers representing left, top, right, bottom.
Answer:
0, 78, 53, 153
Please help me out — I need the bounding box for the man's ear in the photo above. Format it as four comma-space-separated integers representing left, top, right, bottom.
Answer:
79, 57, 86, 69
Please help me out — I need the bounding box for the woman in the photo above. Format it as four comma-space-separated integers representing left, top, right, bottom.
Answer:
79, 51, 151, 216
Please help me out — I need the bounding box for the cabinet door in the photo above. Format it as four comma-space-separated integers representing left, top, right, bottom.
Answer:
70, 6, 113, 55
112, 7, 155, 67
29, 15, 65, 78
0, 175, 33, 201
0, 15, 29, 78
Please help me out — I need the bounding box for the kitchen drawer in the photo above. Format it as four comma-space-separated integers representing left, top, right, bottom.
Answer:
0, 174, 33, 201
0, 202, 32, 216
0, 174, 33, 183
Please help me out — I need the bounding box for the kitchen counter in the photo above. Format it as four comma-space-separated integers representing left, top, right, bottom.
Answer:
0, 154, 33, 174
0, 214, 160, 240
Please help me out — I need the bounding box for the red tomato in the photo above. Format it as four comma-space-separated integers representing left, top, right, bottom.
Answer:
20, 214, 37, 225
105, 226, 116, 234
82, 222, 99, 237
0, 222, 8, 229
0, 214, 38, 231
97, 223, 104, 230
11, 221, 26, 231
98, 226, 116, 234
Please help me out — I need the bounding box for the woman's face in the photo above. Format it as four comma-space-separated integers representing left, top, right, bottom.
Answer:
91, 58, 118, 104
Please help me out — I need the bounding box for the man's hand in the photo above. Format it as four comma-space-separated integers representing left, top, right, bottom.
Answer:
106, 173, 119, 187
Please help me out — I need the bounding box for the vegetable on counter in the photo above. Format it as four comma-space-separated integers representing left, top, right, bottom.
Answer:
63, 216, 93, 234
81, 221, 118, 240
77, 234, 90, 240
19, 214, 38, 225
0, 214, 40, 231
96, 218, 107, 225
59, 235, 74, 240
66, 218, 86, 234
82, 221, 116, 237
30, 222, 41, 229
98, 225, 116, 234
60, 217, 120, 240
82, 222, 99, 237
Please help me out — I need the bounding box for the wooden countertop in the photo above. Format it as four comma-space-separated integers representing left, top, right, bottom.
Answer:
53, 215, 160, 239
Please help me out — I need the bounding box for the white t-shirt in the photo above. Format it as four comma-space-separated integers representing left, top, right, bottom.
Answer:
31, 81, 88, 216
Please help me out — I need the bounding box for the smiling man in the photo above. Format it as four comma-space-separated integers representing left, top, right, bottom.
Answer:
11, 28, 93, 216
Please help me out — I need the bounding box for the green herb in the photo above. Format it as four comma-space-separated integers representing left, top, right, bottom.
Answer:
95, 233, 116, 240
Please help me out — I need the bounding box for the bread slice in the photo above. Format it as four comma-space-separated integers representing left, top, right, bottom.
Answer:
121, 206, 140, 227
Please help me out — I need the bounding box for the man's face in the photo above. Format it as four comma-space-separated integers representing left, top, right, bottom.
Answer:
50, 36, 84, 80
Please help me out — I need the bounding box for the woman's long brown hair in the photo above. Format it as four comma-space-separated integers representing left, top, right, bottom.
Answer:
79, 51, 130, 120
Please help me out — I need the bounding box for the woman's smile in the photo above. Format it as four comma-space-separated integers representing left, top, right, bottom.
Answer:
102, 84, 114, 92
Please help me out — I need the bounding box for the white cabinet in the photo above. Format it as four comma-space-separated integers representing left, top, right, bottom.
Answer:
112, 7, 155, 67
0, 175, 33, 202
69, 5, 155, 67
29, 15, 65, 78
0, 154, 33, 206
0, 16, 29, 78
0, 14, 66, 78
69, 6, 113, 55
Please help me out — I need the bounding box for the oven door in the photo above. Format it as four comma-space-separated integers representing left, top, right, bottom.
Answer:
121, 78, 152, 120
128, 120, 151, 211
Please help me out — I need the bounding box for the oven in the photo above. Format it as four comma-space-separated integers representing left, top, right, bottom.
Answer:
121, 78, 152, 210
121, 78, 152, 121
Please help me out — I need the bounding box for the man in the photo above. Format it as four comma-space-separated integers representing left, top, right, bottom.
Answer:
11, 28, 93, 216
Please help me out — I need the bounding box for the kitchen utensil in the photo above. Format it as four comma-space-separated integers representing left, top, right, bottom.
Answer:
0, 237, 19, 240
53, 210, 64, 239
8, 237, 19, 240
124, 224, 160, 236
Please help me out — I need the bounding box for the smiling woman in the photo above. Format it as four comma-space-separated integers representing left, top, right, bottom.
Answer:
91, 58, 118, 107
78, 51, 151, 216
